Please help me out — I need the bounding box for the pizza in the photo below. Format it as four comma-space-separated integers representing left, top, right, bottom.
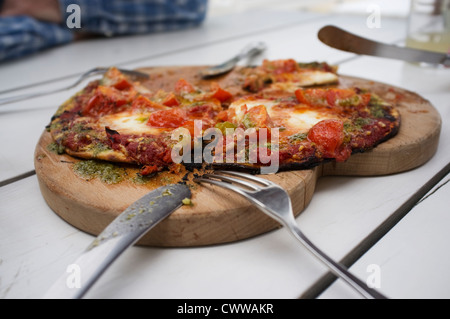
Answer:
47, 59, 400, 177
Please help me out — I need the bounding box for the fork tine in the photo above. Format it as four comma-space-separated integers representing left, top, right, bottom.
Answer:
201, 173, 260, 191
119, 68, 150, 80
214, 170, 273, 186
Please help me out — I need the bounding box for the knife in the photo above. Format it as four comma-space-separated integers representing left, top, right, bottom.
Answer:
318, 25, 450, 67
43, 183, 191, 299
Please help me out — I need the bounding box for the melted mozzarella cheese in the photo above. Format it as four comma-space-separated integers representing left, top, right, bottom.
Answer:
296, 70, 338, 86
286, 110, 335, 132
269, 71, 338, 92
99, 112, 165, 135
229, 98, 336, 134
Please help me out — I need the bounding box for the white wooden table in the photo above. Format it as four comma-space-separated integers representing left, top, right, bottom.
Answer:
1, 8, 449, 300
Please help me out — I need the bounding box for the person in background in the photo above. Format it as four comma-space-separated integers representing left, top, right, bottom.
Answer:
0, 0, 208, 62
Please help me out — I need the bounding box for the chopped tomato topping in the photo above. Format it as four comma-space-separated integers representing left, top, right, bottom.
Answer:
162, 93, 180, 107
113, 78, 132, 90
308, 119, 346, 159
226, 103, 247, 126
104, 67, 134, 91
325, 89, 371, 107
141, 165, 158, 176
325, 89, 354, 105
147, 108, 186, 128
180, 120, 198, 136
243, 105, 273, 128
295, 88, 371, 108
210, 83, 233, 102
295, 89, 328, 107
85, 94, 101, 114
263, 59, 299, 74
98, 86, 129, 107
175, 78, 195, 94
83, 86, 132, 116
217, 110, 228, 122
131, 95, 166, 112
181, 120, 194, 136
186, 104, 215, 119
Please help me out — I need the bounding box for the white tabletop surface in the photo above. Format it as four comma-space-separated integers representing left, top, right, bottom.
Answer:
1, 3, 449, 300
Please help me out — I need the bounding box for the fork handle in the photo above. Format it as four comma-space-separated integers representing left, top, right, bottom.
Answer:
237, 41, 267, 60
0, 90, 64, 106
287, 224, 387, 299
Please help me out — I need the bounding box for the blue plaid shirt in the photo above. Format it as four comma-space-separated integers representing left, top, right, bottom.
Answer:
0, 0, 207, 62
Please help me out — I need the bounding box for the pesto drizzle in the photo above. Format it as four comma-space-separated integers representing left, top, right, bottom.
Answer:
73, 160, 124, 184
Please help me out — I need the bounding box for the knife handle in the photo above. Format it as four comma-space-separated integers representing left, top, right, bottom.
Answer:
43, 231, 146, 299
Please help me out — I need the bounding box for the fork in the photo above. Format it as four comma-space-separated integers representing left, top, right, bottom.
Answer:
194, 171, 387, 299
198, 42, 267, 78
0, 67, 149, 106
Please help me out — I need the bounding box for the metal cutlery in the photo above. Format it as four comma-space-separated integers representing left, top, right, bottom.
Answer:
318, 25, 450, 67
199, 41, 267, 78
0, 67, 149, 106
2, 41, 266, 106
194, 171, 387, 299
43, 183, 191, 299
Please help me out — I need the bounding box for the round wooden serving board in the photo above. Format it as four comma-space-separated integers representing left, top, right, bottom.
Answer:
34, 67, 442, 247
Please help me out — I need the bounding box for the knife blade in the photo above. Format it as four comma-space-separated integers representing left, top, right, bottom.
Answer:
43, 183, 191, 299
318, 25, 450, 67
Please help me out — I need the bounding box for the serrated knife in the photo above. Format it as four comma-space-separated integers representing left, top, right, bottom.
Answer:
318, 25, 450, 67
43, 183, 191, 299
